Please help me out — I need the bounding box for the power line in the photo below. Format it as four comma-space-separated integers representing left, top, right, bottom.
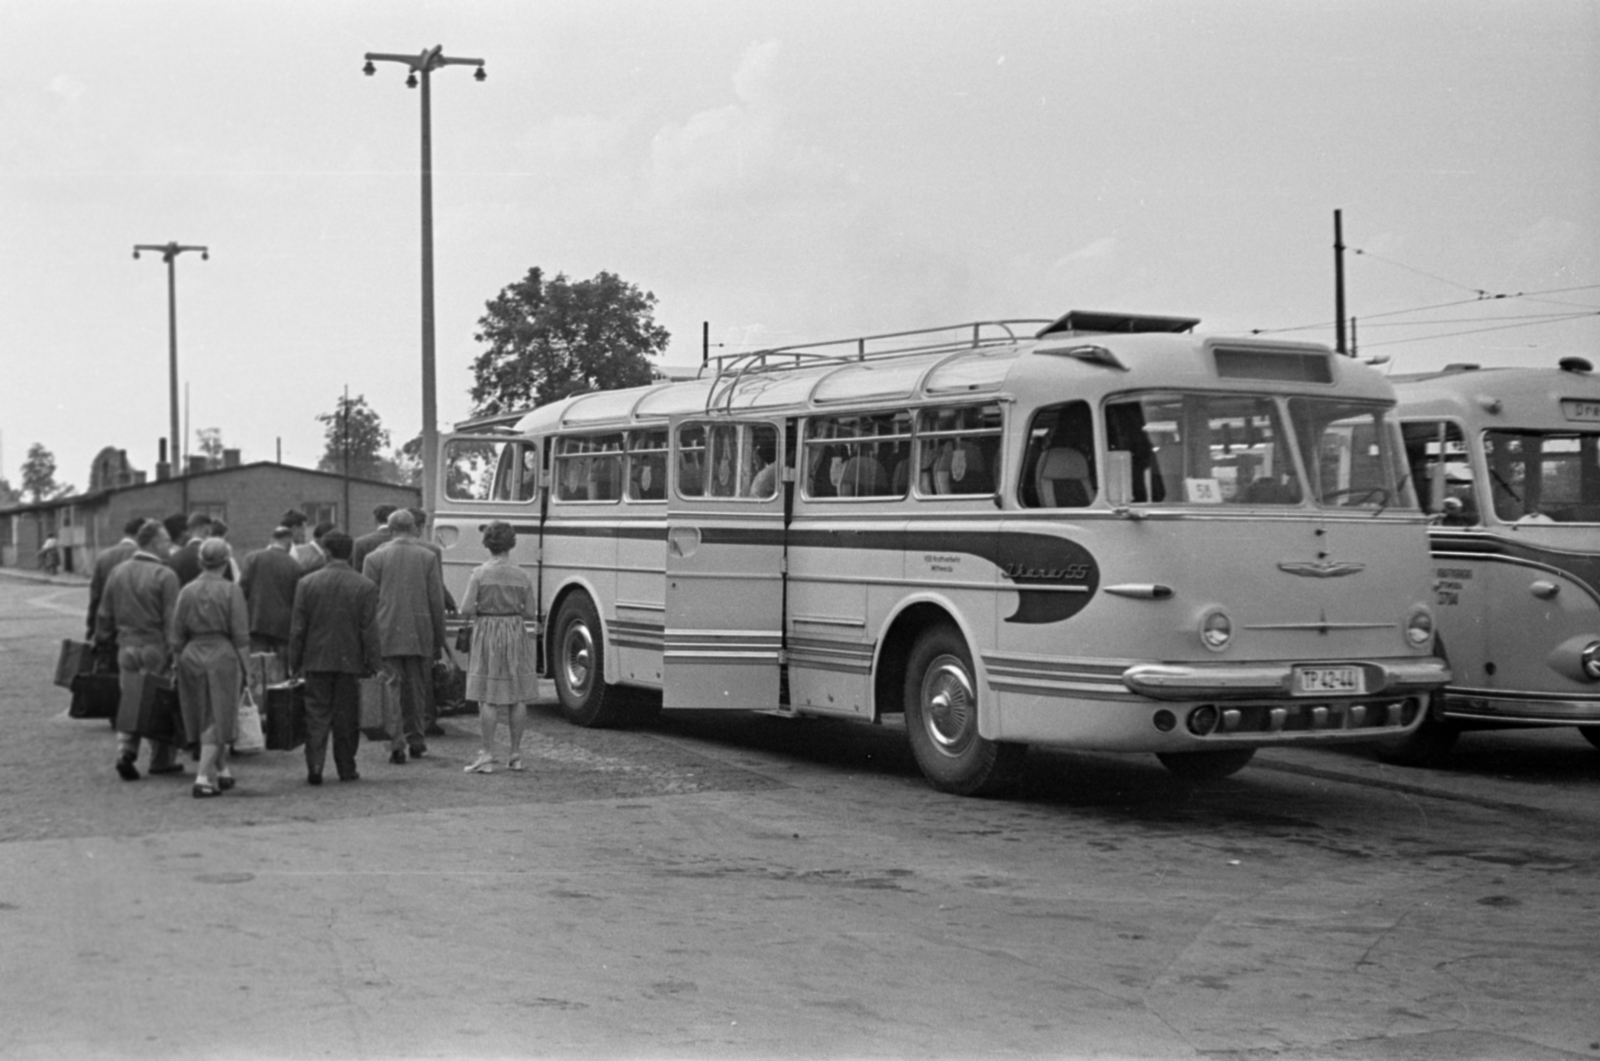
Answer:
1352, 311, 1598, 329
1350, 247, 1508, 298
1250, 283, 1600, 336
1362, 312, 1599, 348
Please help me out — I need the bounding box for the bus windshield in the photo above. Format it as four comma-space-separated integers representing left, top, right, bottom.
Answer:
1484, 429, 1600, 523
1105, 392, 1415, 510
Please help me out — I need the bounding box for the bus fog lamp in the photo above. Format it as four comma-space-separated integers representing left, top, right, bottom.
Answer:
1404, 608, 1434, 647
1200, 610, 1232, 651
1581, 642, 1600, 681
1187, 705, 1220, 736
1153, 710, 1176, 733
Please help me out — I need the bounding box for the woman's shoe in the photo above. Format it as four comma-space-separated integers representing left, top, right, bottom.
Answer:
508, 754, 525, 772
465, 751, 494, 774
192, 782, 220, 799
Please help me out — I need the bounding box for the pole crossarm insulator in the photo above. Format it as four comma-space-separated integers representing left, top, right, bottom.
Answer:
133, 242, 209, 262
364, 47, 484, 75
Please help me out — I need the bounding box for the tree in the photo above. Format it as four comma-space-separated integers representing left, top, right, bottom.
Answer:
195, 427, 225, 469
316, 394, 394, 482
0, 477, 19, 508
470, 268, 670, 416
21, 442, 72, 502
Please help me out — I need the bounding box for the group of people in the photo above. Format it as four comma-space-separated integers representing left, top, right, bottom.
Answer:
88, 502, 539, 797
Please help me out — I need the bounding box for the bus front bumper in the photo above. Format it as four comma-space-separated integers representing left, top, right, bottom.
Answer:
1121, 658, 1451, 701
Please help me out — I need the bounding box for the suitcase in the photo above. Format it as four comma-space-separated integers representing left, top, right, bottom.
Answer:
264, 681, 307, 752
54, 639, 96, 689
133, 674, 183, 743
358, 676, 393, 741
68, 672, 121, 720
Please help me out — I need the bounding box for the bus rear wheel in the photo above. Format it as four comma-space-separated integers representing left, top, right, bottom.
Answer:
1156, 748, 1257, 781
552, 593, 626, 728
903, 625, 1025, 797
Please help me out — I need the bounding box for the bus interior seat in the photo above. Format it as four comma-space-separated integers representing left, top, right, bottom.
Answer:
837, 454, 888, 497
1036, 447, 1091, 507
750, 461, 778, 498
934, 441, 991, 495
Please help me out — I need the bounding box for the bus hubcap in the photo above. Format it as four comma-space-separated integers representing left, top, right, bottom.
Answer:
921, 656, 976, 756
563, 624, 593, 693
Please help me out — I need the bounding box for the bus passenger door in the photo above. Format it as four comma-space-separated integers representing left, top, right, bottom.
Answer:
663, 419, 785, 709
433, 433, 544, 651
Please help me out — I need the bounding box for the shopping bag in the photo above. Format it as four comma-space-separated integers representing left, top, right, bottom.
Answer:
264, 681, 306, 751
68, 672, 120, 720
245, 652, 287, 707
133, 673, 183, 742
54, 640, 96, 689
234, 689, 267, 754
358, 676, 393, 741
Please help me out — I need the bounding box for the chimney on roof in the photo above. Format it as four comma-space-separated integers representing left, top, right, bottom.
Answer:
222, 448, 241, 468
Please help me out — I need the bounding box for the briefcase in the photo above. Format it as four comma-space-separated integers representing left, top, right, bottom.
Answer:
264, 681, 307, 752
54, 640, 95, 689
133, 674, 183, 743
358, 676, 393, 741
68, 672, 120, 720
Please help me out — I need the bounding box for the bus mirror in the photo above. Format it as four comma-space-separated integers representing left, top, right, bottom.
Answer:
1104, 450, 1134, 510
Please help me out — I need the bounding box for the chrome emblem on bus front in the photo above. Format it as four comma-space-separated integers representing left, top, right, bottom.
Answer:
1278, 560, 1367, 578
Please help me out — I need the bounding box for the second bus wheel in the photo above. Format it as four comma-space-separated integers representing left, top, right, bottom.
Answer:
552, 593, 627, 728
903, 624, 1025, 796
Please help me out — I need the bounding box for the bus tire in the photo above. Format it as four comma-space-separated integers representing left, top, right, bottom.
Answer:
552, 594, 626, 728
1374, 702, 1460, 766
1578, 725, 1600, 752
903, 624, 1025, 797
1156, 747, 1257, 781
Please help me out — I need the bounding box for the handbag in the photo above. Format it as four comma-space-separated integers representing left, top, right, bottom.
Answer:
133, 673, 183, 742
454, 624, 473, 654
234, 689, 267, 754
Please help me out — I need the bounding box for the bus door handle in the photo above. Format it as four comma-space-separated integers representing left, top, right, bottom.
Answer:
668, 526, 701, 558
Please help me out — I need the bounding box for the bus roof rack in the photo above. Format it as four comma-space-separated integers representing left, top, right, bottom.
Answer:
1036, 310, 1200, 337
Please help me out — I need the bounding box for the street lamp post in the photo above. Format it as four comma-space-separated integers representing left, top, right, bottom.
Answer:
363, 45, 486, 514
133, 241, 208, 476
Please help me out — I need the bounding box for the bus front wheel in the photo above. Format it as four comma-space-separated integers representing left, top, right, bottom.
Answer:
903, 625, 1025, 797
1156, 748, 1257, 781
552, 594, 626, 728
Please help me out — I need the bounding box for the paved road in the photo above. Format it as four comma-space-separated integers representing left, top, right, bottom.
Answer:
1, 570, 1597, 1060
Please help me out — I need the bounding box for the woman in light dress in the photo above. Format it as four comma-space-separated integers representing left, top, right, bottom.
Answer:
170, 538, 250, 797
460, 522, 539, 773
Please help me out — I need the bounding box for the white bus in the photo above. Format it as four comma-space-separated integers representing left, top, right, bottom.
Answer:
1388, 358, 1600, 762
434, 311, 1449, 794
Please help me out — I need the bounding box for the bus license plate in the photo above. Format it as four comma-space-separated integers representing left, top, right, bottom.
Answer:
1294, 665, 1364, 695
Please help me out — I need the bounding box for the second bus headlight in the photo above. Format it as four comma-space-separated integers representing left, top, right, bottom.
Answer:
1404, 607, 1434, 648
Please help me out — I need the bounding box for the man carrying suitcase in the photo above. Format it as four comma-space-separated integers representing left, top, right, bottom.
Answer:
95, 519, 184, 780
287, 531, 381, 784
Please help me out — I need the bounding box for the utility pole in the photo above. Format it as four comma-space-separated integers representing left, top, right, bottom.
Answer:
1333, 209, 1348, 356
342, 386, 352, 530
363, 45, 487, 515
133, 241, 208, 476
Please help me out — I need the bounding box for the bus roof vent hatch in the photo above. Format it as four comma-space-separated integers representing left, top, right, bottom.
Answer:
1035, 310, 1200, 338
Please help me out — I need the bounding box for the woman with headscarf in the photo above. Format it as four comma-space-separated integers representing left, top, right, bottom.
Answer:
460, 521, 539, 773
170, 537, 250, 797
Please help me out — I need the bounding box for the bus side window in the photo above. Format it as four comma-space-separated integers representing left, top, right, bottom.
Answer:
1402, 420, 1477, 525
917, 403, 1001, 496
626, 429, 667, 501
677, 424, 706, 498
1020, 401, 1096, 508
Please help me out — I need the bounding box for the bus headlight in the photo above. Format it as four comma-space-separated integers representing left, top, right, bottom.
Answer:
1404, 607, 1434, 648
1200, 610, 1232, 651
1582, 641, 1600, 681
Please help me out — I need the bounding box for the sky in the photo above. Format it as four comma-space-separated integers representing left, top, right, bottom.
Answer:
2, 0, 1596, 498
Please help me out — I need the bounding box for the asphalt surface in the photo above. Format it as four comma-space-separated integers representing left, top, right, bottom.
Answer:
2, 568, 1598, 1061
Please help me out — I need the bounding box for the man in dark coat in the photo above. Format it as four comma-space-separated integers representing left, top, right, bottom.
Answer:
167, 512, 227, 586
288, 531, 380, 784
350, 504, 398, 575
362, 509, 446, 764
95, 520, 183, 780
239, 526, 303, 659
86, 516, 147, 640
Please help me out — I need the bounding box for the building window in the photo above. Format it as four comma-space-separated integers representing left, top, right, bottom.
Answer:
302, 502, 338, 527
